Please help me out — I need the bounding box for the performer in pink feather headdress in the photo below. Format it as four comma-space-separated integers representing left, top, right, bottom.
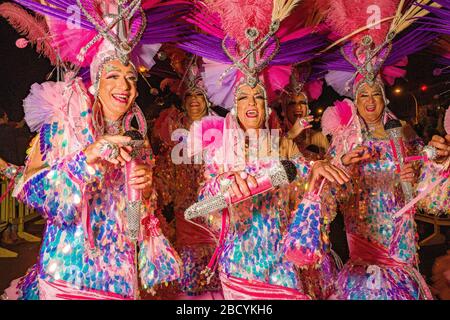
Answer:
316, 0, 450, 300
415, 105, 450, 216
0, 0, 192, 300
179, 0, 351, 300
152, 49, 223, 299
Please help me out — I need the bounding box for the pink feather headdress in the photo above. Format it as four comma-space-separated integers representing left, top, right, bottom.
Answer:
160, 48, 210, 104
9, 0, 191, 92
318, 0, 436, 98
323, 0, 400, 47
326, 0, 400, 96
202, 0, 298, 89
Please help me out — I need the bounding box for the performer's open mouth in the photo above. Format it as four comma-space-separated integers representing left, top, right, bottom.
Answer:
112, 93, 130, 104
365, 104, 376, 112
245, 109, 259, 118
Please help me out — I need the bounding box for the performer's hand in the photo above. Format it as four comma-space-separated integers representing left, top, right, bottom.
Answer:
429, 135, 450, 164
399, 162, 416, 184
221, 171, 258, 199
341, 146, 372, 166
129, 163, 153, 191
84, 135, 132, 166
308, 160, 350, 192
286, 116, 314, 139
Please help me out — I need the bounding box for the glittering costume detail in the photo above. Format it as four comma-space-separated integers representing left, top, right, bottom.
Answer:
39, 122, 58, 161
196, 122, 312, 298
6, 81, 180, 300
153, 107, 221, 295
1, 0, 191, 300
416, 159, 450, 216
0, 163, 22, 181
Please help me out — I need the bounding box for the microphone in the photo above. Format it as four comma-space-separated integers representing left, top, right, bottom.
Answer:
384, 119, 414, 202
184, 160, 298, 220
124, 130, 145, 242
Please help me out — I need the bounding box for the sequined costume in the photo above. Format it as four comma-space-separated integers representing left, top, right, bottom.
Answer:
0, 162, 22, 181
2, 78, 180, 300
153, 106, 221, 296
315, 0, 444, 300
324, 115, 437, 300
416, 160, 450, 216
0, 0, 191, 300
281, 146, 340, 300
277, 64, 338, 300
191, 114, 312, 299
178, 0, 332, 299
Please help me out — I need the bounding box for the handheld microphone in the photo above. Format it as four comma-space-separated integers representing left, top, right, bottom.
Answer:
124, 130, 145, 241
184, 160, 298, 220
384, 119, 414, 202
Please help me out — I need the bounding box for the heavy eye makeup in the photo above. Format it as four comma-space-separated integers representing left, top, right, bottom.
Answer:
105, 72, 121, 80
289, 100, 307, 106
105, 71, 137, 81
126, 73, 138, 82
359, 90, 369, 98
237, 94, 248, 101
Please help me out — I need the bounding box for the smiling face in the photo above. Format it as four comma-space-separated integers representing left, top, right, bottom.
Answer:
97, 59, 138, 121
285, 92, 308, 126
355, 82, 385, 125
184, 89, 208, 121
236, 84, 266, 131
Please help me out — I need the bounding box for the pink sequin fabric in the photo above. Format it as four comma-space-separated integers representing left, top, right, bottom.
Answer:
326, 126, 437, 300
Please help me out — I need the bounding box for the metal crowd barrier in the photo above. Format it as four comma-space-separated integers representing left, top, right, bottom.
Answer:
0, 178, 41, 258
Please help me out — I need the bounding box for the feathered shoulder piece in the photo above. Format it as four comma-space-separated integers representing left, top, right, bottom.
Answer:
23, 77, 94, 149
